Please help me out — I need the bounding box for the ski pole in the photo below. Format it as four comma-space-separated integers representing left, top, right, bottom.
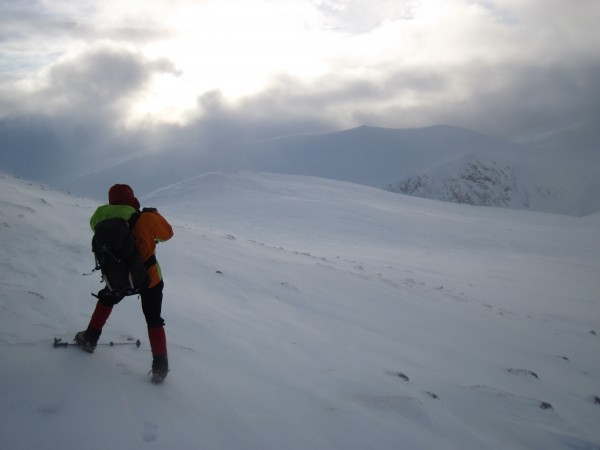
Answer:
53, 338, 141, 348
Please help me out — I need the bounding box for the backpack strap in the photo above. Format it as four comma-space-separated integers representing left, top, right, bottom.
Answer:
144, 254, 157, 269
128, 211, 142, 229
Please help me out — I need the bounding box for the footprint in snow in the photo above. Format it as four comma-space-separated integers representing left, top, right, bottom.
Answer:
37, 401, 61, 415
386, 370, 409, 382
280, 281, 299, 292
116, 363, 131, 375
142, 422, 159, 442
506, 368, 539, 379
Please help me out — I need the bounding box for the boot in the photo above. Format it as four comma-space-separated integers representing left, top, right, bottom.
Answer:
148, 326, 168, 383
75, 302, 112, 353
151, 355, 169, 384
74, 329, 100, 353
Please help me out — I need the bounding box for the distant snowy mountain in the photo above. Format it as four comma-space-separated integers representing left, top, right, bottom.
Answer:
1, 120, 597, 215
52, 124, 526, 199
246, 124, 598, 215
232, 125, 524, 186
384, 154, 567, 212
386, 155, 519, 208
57, 124, 532, 201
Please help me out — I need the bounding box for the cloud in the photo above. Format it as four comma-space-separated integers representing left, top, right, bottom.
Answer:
0, 0, 599, 186
313, 0, 418, 33
45, 47, 176, 112
1, 45, 178, 121
0, 45, 180, 184
0, 0, 172, 85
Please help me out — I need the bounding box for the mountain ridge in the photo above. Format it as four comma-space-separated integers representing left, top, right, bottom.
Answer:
1, 120, 597, 215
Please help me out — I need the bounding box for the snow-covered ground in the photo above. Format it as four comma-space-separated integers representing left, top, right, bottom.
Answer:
1, 172, 599, 449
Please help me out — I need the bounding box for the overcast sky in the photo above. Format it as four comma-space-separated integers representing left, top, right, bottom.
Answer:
1, 0, 599, 157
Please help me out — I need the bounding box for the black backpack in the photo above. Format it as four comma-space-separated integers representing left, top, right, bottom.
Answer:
92, 209, 156, 296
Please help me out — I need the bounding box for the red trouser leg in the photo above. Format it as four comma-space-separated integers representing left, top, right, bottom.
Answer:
148, 326, 167, 356
88, 302, 113, 332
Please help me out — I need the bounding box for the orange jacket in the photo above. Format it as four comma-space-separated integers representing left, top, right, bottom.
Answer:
131, 209, 174, 287
90, 205, 174, 288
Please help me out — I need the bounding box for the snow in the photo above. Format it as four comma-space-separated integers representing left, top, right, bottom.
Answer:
1, 171, 599, 450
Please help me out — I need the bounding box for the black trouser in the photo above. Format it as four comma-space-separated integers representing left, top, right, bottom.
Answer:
97, 281, 165, 328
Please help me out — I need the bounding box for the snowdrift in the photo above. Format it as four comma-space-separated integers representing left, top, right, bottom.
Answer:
1, 172, 599, 449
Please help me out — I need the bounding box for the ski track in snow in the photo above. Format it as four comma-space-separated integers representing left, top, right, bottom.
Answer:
0, 172, 599, 450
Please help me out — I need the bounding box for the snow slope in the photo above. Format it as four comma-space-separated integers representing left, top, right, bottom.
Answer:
1, 172, 599, 450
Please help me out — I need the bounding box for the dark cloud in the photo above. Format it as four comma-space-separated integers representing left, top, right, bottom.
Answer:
0, 1, 171, 44
2, 45, 178, 128
215, 51, 600, 140
0, 46, 179, 183
171, 89, 337, 148
42, 47, 176, 112
406, 59, 600, 139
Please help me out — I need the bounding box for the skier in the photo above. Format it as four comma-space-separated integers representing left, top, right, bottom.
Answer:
75, 184, 174, 383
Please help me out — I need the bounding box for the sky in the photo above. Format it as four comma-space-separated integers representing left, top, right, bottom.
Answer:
1, 0, 599, 167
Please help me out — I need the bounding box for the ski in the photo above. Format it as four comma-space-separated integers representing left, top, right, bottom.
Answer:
53, 337, 141, 348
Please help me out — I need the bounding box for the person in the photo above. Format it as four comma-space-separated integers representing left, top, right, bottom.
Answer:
75, 184, 174, 383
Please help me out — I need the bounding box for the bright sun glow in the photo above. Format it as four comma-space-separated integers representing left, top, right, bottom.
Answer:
128, 0, 338, 125
123, 0, 486, 127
